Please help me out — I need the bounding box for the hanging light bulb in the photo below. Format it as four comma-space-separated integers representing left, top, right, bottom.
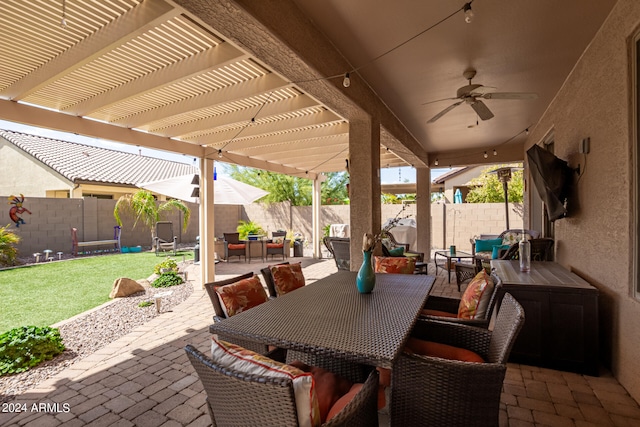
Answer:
61, 0, 68, 28
343, 73, 351, 88
218, 149, 223, 158
463, 2, 474, 24
483, 151, 488, 159
434, 159, 439, 166
493, 149, 497, 156
525, 128, 530, 135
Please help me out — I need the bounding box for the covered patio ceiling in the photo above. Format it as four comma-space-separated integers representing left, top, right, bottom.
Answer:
0, 0, 616, 176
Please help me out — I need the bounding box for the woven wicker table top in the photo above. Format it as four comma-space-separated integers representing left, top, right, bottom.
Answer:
209, 271, 435, 368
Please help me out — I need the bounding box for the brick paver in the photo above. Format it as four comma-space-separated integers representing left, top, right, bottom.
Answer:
2, 256, 639, 426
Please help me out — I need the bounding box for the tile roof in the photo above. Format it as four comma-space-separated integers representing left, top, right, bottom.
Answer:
1, 129, 197, 185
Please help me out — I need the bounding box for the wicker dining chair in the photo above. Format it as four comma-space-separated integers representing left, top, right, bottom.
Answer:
390, 293, 525, 427
185, 345, 379, 427
260, 261, 289, 298
203, 272, 270, 354
223, 232, 247, 262
421, 274, 503, 328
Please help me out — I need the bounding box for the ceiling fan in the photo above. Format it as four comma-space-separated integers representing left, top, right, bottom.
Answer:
424, 68, 538, 124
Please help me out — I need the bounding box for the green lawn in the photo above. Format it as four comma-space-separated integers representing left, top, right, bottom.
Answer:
0, 250, 193, 334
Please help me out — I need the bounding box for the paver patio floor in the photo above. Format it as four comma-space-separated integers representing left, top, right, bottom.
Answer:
1, 256, 638, 426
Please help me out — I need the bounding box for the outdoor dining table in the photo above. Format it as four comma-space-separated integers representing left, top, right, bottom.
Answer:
209, 271, 435, 369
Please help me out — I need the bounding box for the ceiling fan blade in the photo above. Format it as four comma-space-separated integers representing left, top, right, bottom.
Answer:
421, 97, 458, 106
468, 85, 497, 96
481, 92, 538, 100
471, 100, 494, 121
427, 101, 464, 123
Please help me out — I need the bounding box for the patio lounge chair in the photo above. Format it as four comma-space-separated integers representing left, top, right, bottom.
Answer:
185, 343, 379, 427
324, 237, 351, 271
390, 293, 525, 427
223, 232, 246, 262
154, 221, 177, 256
265, 230, 289, 261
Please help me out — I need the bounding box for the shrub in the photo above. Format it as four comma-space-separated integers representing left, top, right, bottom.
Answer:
0, 224, 21, 267
152, 272, 183, 288
236, 220, 265, 240
0, 326, 65, 375
153, 257, 178, 275
138, 301, 153, 308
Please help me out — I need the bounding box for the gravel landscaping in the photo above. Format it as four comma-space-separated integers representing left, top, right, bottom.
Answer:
0, 265, 194, 403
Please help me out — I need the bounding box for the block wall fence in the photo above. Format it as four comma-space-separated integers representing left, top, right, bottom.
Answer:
1, 196, 522, 258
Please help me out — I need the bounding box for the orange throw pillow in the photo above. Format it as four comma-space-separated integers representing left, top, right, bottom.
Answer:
374, 256, 416, 274
326, 383, 364, 422
270, 262, 305, 296
215, 275, 268, 317
405, 337, 485, 363
457, 270, 494, 319
290, 360, 353, 423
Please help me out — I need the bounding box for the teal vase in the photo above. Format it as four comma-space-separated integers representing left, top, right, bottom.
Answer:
356, 250, 376, 293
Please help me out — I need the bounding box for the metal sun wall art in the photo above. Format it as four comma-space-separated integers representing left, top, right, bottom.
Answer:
8, 194, 31, 227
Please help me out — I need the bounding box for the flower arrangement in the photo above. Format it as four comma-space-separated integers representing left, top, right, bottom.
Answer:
361, 205, 412, 252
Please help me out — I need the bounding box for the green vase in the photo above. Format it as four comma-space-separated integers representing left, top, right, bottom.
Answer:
356, 250, 376, 293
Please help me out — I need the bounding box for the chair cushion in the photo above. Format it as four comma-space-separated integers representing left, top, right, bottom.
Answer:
215, 275, 269, 317
326, 383, 364, 422
420, 309, 458, 318
491, 244, 511, 259
374, 256, 416, 274
227, 243, 246, 250
388, 246, 405, 256
475, 238, 502, 253
266, 242, 284, 249
211, 338, 320, 427
290, 361, 353, 423
457, 270, 494, 319
502, 231, 533, 246
405, 337, 485, 363
270, 262, 305, 296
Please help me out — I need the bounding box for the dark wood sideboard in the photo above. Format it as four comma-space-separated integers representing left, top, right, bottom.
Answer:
491, 260, 599, 376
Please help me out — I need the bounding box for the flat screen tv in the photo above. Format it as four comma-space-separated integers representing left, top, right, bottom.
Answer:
526, 144, 575, 221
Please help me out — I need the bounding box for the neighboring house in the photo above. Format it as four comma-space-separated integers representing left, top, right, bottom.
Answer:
0, 130, 197, 199
432, 166, 479, 203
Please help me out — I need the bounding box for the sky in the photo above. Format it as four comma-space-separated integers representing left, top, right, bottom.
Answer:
0, 120, 450, 182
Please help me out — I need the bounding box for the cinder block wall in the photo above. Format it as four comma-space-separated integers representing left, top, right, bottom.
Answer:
1, 195, 522, 258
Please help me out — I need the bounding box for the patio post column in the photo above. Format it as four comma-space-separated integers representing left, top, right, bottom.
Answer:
312, 175, 323, 258
349, 117, 381, 269
199, 157, 215, 287
416, 166, 432, 260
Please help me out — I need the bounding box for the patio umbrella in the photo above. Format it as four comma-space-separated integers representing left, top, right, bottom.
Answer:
454, 188, 463, 203
137, 174, 268, 205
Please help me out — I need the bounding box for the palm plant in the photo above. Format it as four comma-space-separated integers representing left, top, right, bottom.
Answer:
113, 190, 191, 247
0, 224, 20, 266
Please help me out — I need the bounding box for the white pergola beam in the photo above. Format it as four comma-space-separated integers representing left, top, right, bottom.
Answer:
69, 42, 248, 116
114, 73, 289, 128
2, 1, 179, 101
156, 93, 321, 137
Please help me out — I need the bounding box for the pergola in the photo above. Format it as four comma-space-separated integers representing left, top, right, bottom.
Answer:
0, 0, 615, 284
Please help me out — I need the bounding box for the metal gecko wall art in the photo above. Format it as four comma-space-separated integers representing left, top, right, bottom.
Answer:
8, 194, 31, 227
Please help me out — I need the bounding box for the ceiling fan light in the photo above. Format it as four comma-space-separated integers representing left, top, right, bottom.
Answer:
463, 3, 474, 24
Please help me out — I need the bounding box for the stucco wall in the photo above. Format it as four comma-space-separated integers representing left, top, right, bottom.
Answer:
525, 0, 640, 401
0, 139, 71, 197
